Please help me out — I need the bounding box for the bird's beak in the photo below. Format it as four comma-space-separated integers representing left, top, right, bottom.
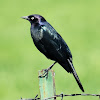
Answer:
21, 16, 29, 20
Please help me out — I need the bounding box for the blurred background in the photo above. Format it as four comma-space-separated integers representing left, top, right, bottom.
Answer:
0, 0, 100, 100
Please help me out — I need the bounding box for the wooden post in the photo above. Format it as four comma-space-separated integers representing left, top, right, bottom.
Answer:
39, 70, 56, 100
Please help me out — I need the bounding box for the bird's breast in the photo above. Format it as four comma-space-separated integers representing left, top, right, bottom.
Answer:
31, 28, 43, 42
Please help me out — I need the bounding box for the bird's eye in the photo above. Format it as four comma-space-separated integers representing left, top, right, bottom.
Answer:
29, 16, 38, 23
31, 17, 34, 20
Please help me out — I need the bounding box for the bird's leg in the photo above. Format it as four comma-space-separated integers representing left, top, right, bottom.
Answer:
46, 61, 57, 71
38, 61, 57, 78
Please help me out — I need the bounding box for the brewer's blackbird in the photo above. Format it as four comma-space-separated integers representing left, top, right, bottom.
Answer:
21, 14, 84, 92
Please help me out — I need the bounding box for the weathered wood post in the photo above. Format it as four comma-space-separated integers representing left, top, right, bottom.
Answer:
39, 70, 56, 100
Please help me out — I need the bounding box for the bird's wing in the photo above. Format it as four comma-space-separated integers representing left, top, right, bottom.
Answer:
38, 22, 72, 61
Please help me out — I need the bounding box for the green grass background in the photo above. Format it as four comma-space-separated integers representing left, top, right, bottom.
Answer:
0, 0, 100, 100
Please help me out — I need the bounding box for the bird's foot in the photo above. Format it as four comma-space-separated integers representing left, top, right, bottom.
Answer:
38, 68, 49, 78
38, 62, 57, 78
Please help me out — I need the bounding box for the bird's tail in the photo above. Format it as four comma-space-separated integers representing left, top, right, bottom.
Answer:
67, 59, 84, 92
72, 70, 84, 92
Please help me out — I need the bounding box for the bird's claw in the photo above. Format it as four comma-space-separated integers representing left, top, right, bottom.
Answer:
38, 69, 49, 78
38, 62, 56, 78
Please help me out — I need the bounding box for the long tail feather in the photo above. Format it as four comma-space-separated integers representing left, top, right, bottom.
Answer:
67, 59, 84, 92
72, 70, 84, 92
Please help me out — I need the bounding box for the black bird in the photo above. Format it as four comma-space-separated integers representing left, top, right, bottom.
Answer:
21, 14, 84, 92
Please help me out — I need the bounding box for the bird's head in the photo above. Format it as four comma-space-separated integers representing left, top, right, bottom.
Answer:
21, 14, 46, 25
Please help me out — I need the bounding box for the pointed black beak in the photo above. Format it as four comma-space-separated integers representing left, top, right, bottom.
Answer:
21, 16, 29, 20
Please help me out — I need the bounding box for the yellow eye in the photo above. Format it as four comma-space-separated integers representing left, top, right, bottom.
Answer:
31, 17, 34, 20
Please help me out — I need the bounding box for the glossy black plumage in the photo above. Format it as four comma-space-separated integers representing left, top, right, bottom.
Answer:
22, 14, 84, 92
